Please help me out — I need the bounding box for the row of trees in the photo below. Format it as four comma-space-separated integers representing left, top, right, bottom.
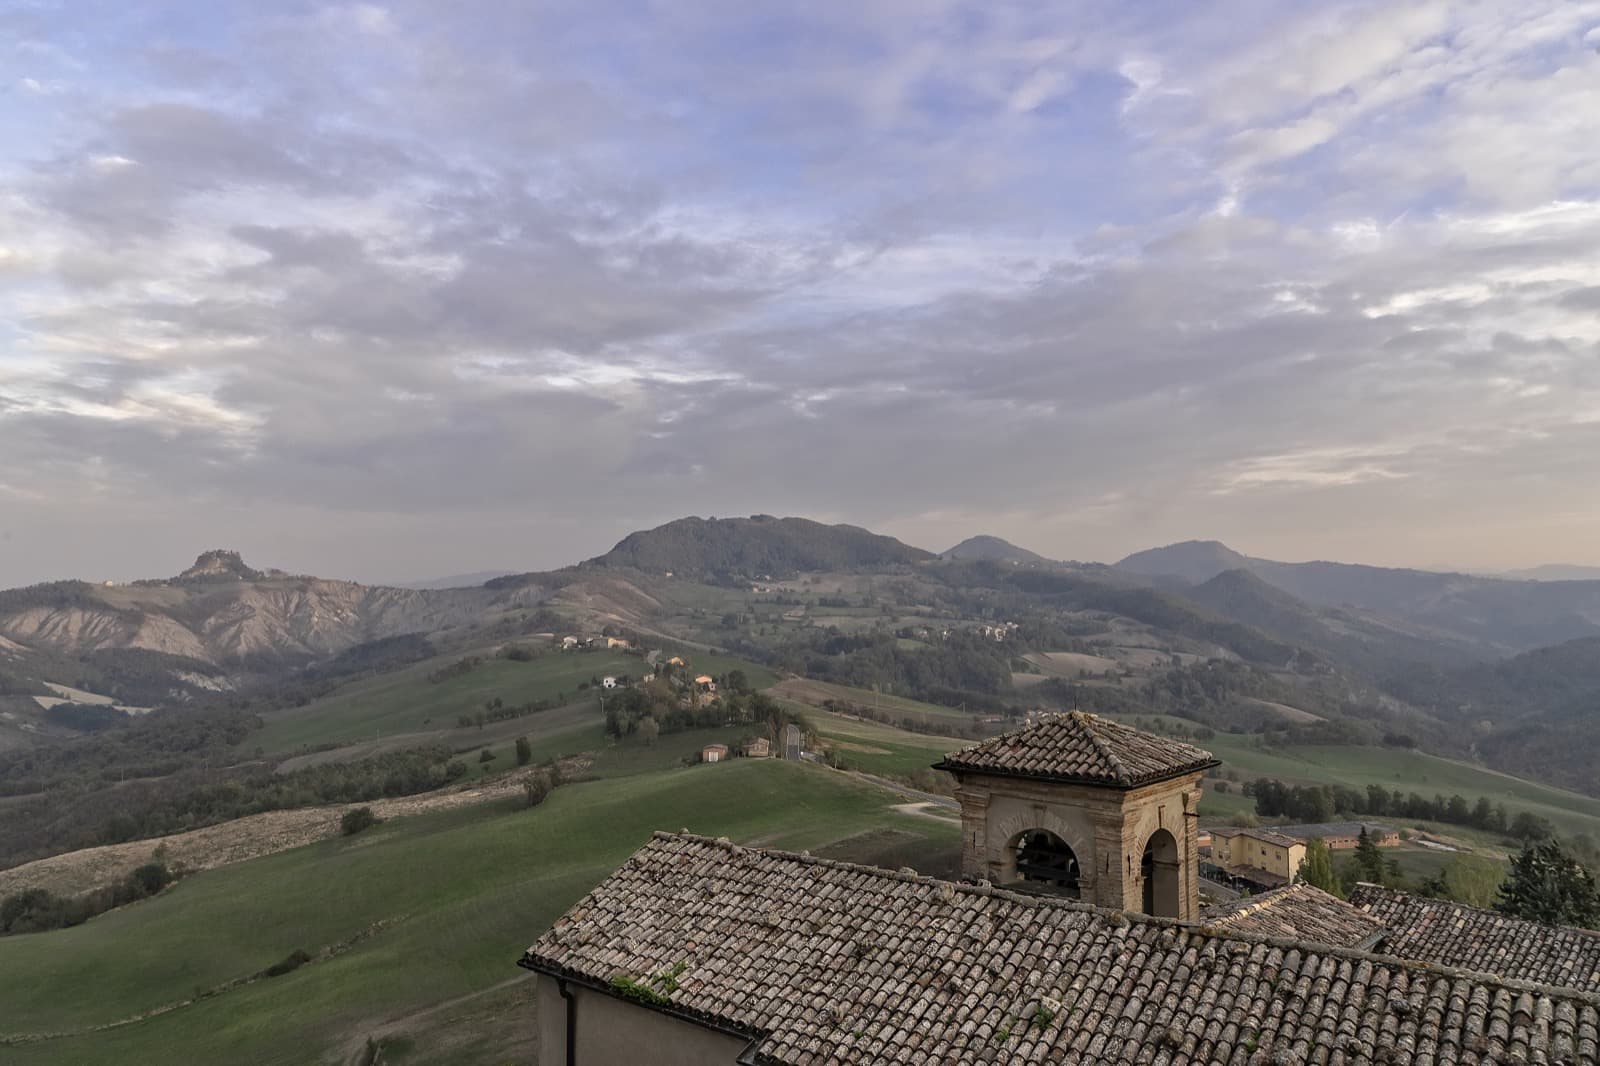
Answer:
1248, 778, 1554, 841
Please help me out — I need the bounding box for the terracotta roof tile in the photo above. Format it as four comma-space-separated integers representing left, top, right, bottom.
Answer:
522, 833, 1600, 1064
933, 712, 1217, 787
1212, 826, 1301, 848
1351, 883, 1600, 994
1205, 883, 1388, 949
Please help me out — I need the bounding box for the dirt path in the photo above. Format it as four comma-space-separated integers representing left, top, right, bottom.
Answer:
339, 975, 533, 1065
836, 767, 958, 810
890, 801, 960, 823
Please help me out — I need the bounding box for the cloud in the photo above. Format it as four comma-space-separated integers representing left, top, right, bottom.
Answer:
1, 0, 1598, 584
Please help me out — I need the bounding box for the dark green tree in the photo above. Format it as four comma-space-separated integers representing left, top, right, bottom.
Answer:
1297, 838, 1339, 896
1353, 827, 1387, 885
515, 735, 533, 766
1495, 840, 1600, 926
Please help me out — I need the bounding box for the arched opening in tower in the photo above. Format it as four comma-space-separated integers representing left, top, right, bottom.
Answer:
1012, 829, 1081, 898
1141, 829, 1181, 918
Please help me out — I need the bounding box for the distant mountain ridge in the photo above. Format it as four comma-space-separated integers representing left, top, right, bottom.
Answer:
589, 515, 934, 577
941, 535, 1049, 564
389, 570, 518, 590
1496, 564, 1600, 582
0, 552, 543, 706
1116, 540, 1600, 653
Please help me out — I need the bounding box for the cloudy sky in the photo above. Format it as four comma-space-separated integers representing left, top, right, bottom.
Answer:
2, 0, 1599, 585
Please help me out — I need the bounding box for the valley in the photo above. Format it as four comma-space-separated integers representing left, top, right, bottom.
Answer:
2, 515, 1600, 1063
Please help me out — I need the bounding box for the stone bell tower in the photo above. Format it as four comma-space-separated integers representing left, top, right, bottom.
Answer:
933, 712, 1217, 920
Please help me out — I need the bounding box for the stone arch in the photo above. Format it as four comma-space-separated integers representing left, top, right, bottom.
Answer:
1008, 829, 1082, 898
1141, 828, 1181, 918
986, 806, 1093, 892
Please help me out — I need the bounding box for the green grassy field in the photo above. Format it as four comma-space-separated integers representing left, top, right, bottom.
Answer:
769, 677, 975, 726
0, 760, 957, 1065
805, 709, 965, 777
1098, 713, 1600, 843
251, 645, 777, 758
250, 650, 645, 754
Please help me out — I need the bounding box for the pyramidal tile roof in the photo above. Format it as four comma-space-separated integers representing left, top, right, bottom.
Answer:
933, 711, 1218, 787
522, 832, 1600, 1065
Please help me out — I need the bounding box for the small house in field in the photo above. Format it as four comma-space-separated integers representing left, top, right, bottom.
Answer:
606, 637, 631, 649
694, 675, 716, 694
561, 636, 579, 650
668, 656, 685, 667
702, 743, 730, 764
743, 737, 770, 758
601, 676, 618, 689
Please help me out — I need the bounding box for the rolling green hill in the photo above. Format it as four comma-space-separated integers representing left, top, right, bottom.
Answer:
0, 761, 956, 1066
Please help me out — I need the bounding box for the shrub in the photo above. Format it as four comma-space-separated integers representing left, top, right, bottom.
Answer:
261, 948, 313, 978
478, 748, 495, 763
524, 770, 553, 808
128, 862, 173, 897
341, 807, 379, 836
515, 736, 533, 766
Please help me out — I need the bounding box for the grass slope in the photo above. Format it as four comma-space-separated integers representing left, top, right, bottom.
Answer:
251, 651, 645, 754
252, 647, 775, 758
0, 761, 956, 1065
1110, 714, 1600, 842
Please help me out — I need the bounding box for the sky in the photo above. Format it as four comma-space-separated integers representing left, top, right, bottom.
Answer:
2, 0, 1599, 585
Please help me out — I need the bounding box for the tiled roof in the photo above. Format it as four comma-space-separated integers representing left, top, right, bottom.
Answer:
933, 711, 1217, 787
522, 833, 1600, 1064
1276, 823, 1397, 840
1212, 826, 1301, 848
1351, 884, 1600, 995
1217, 864, 1293, 888
1205, 883, 1388, 950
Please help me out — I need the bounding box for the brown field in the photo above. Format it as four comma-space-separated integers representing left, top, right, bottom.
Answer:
1025, 650, 1121, 675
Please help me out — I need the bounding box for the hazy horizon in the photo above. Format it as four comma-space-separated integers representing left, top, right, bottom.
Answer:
10, 515, 1600, 589
4, 2, 1599, 587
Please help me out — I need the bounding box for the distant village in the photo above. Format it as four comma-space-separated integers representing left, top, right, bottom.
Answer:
550, 631, 810, 765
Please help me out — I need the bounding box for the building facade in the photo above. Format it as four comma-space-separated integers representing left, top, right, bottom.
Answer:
1208, 826, 1306, 888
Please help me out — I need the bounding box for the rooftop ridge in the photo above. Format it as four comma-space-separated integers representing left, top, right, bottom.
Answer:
628, 831, 1600, 1005
1351, 881, 1600, 943
1072, 711, 1131, 784
935, 710, 1216, 788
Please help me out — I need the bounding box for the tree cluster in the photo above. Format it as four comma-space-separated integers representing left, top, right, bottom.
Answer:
1248, 778, 1552, 840
1, 861, 176, 936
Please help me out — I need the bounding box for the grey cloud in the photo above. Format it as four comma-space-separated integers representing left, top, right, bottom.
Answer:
4, 1, 1600, 586
1559, 286, 1600, 311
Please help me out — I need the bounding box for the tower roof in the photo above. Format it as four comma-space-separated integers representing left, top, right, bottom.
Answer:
933, 711, 1217, 787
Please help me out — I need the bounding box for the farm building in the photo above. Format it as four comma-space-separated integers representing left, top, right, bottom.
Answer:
701, 743, 729, 764
1275, 821, 1400, 849
1206, 826, 1306, 890
742, 737, 770, 758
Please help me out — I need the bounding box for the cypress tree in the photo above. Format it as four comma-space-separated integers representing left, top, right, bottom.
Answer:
1297, 838, 1340, 896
